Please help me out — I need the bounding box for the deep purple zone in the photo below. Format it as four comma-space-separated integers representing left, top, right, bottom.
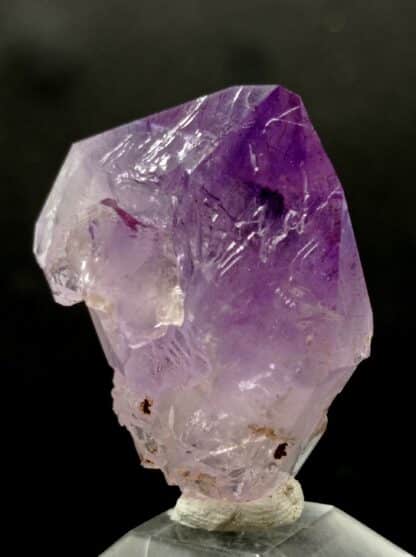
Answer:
91, 85, 343, 313
70, 84, 359, 332
228, 92, 307, 184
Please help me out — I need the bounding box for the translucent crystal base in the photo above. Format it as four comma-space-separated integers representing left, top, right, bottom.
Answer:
100, 502, 410, 556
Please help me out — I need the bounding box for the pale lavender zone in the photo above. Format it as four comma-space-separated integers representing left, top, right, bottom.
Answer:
34, 85, 372, 502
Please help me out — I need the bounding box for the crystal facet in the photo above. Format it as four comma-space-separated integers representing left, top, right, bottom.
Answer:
34, 85, 373, 502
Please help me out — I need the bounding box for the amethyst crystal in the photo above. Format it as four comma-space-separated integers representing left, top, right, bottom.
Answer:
34, 86, 372, 502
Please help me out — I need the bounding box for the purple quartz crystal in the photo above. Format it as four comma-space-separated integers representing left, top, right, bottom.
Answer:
34, 85, 372, 502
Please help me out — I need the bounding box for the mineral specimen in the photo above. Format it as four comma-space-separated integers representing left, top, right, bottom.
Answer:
34, 85, 373, 503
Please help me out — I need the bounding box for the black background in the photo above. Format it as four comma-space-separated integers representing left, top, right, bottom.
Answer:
2, 1, 415, 555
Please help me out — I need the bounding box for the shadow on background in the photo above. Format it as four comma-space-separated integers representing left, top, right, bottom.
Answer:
1, 1, 415, 555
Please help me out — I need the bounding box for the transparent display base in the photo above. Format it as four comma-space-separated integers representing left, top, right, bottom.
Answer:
100, 502, 410, 556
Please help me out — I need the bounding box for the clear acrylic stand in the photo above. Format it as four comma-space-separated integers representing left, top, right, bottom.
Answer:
100, 502, 411, 556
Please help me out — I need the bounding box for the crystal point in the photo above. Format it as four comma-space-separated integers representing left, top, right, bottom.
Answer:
34, 85, 373, 502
